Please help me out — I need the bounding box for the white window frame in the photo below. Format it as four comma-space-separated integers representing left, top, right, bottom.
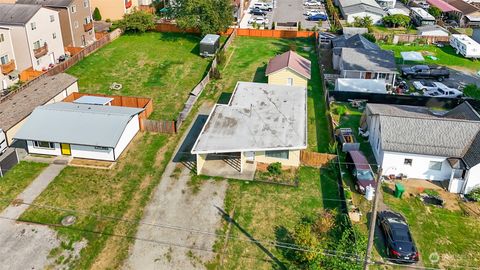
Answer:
50, 15, 55, 22
0, 55, 9, 65
265, 150, 289, 160
83, 0, 89, 8
33, 141, 55, 149
428, 161, 442, 171
0, 34, 4, 43
52, 32, 57, 39
70, 5, 77, 13
404, 158, 413, 166
287, 78, 293, 86
74, 21, 79, 29
31, 22, 37, 30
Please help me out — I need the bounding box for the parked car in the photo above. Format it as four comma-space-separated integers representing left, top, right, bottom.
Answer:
307, 13, 328, 21
252, 2, 273, 11
424, 87, 463, 98
417, 2, 430, 9
304, 9, 321, 16
250, 8, 267, 16
401, 65, 450, 81
304, 1, 322, 6
378, 211, 419, 264
248, 16, 269, 25
345, 150, 375, 194
412, 81, 439, 91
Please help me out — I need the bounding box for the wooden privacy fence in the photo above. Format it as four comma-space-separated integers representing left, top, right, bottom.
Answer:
373, 33, 450, 44
142, 119, 176, 134
300, 150, 337, 168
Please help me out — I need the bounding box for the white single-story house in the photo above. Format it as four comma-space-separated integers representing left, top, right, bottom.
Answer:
14, 102, 144, 161
335, 78, 387, 93
417, 25, 450, 37
265, 50, 311, 87
338, 0, 386, 25
0, 73, 78, 146
363, 102, 480, 194
191, 82, 307, 179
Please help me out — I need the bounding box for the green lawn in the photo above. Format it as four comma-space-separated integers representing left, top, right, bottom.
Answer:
383, 190, 480, 268
381, 44, 480, 72
206, 36, 330, 152
20, 133, 171, 269
67, 32, 211, 120
0, 161, 48, 212
209, 167, 341, 270
372, 26, 417, 35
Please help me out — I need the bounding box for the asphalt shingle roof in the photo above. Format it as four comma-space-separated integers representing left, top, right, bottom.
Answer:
332, 34, 380, 50
0, 4, 41, 26
265, 50, 311, 79
340, 48, 397, 73
16, 0, 74, 7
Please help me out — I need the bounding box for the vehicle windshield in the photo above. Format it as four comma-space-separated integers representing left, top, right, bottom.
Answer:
357, 170, 374, 181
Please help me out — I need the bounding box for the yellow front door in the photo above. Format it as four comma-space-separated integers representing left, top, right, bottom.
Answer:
60, 143, 71, 155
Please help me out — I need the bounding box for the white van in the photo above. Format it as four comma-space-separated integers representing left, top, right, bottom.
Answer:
252, 2, 273, 11
0, 129, 7, 155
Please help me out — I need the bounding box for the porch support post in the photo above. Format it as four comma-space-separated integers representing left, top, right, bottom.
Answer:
240, 152, 245, 173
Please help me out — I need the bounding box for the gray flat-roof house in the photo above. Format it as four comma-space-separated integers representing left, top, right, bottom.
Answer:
364, 102, 480, 194
332, 34, 380, 70
0, 73, 78, 145
338, 47, 397, 86
14, 102, 144, 161
191, 82, 307, 180
338, 0, 386, 25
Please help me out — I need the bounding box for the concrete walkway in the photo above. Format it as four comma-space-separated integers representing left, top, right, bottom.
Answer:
1, 164, 65, 220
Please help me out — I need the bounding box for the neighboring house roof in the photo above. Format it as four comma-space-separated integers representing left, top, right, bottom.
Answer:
367, 102, 480, 167
14, 102, 144, 148
0, 4, 42, 26
445, 0, 479, 14
0, 73, 78, 132
335, 78, 387, 93
191, 82, 307, 154
426, 0, 460, 12
332, 34, 380, 50
340, 48, 397, 73
15, 0, 74, 8
417, 24, 450, 34
342, 27, 368, 37
265, 50, 311, 79
339, 0, 386, 16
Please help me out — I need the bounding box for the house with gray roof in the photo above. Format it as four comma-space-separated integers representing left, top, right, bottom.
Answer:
331, 34, 380, 70
191, 82, 307, 180
14, 101, 144, 161
338, 0, 386, 25
338, 47, 397, 85
0, 3, 65, 74
363, 102, 480, 194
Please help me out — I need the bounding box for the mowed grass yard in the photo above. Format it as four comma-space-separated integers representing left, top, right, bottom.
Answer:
67, 32, 211, 120
381, 44, 480, 73
201, 37, 340, 269
20, 133, 172, 269
0, 161, 48, 212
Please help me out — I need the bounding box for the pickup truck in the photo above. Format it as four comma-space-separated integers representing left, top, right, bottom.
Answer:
401, 65, 450, 81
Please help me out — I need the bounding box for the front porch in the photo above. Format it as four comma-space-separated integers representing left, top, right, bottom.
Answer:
197, 153, 256, 180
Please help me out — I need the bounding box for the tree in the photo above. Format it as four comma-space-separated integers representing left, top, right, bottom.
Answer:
171, 0, 234, 35
92, 7, 102, 21
117, 11, 155, 33
353, 16, 373, 28
428, 6, 442, 19
382, 14, 411, 28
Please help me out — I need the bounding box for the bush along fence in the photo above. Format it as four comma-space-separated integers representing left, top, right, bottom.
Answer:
0, 29, 122, 103
175, 28, 238, 130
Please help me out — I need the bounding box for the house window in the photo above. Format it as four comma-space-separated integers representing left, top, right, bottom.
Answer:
74, 21, 79, 28
94, 146, 109, 150
31, 22, 36, 30
33, 141, 55, 149
265, 150, 289, 160
84, 17, 91, 24
83, 0, 89, 8
404, 159, 413, 166
33, 40, 41, 49
50, 15, 55, 22
0, 34, 4, 43
429, 161, 442, 171
70, 5, 77, 13
0, 55, 9, 65
287, 78, 293, 86
52, 33, 57, 39
377, 73, 387, 79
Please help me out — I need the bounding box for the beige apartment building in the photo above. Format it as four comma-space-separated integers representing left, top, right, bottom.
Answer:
0, 27, 18, 89
17, 0, 96, 47
0, 4, 65, 75
90, 0, 139, 21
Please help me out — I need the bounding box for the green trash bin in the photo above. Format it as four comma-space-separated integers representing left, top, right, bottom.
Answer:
395, 183, 405, 198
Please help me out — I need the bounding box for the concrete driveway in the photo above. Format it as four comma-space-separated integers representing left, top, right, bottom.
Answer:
125, 105, 228, 270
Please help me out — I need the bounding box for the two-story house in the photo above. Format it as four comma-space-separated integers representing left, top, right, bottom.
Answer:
17, 0, 96, 47
0, 27, 18, 89
90, 0, 139, 21
0, 4, 65, 74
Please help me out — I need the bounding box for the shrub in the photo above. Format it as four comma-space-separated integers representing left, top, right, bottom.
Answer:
425, 189, 440, 197
463, 84, 480, 99
117, 11, 155, 33
267, 162, 282, 175
362, 32, 376, 43
210, 67, 221, 79
466, 187, 480, 201
382, 14, 411, 28
288, 42, 297, 51
216, 50, 226, 65
428, 6, 442, 19
93, 7, 102, 21
335, 105, 347, 116
328, 141, 338, 154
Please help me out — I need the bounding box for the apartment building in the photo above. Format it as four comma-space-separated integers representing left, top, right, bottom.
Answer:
0, 4, 65, 73
90, 0, 139, 21
0, 27, 18, 89
17, 0, 96, 47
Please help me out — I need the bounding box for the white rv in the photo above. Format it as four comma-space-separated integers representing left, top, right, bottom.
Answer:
450, 34, 480, 58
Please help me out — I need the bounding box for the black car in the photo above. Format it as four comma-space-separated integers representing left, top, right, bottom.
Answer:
250, 8, 267, 16
378, 211, 419, 264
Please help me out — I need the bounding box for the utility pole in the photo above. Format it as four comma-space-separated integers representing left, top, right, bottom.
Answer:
363, 167, 383, 270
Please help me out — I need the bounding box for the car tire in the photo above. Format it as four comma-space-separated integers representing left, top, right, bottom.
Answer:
438, 77, 444, 82
422, 88, 427, 92
355, 183, 360, 192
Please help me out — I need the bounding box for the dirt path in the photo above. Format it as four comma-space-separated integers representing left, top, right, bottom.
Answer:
124, 106, 228, 270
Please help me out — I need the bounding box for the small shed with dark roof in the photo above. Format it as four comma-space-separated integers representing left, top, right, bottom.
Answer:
265, 50, 311, 87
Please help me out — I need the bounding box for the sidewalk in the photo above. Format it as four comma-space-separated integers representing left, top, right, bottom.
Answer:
1, 164, 65, 220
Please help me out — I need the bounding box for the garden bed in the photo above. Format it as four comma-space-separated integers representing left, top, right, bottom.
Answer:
254, 162, 299, 186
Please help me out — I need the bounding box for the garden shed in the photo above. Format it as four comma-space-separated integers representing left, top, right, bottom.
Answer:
199, 34, 220, 57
